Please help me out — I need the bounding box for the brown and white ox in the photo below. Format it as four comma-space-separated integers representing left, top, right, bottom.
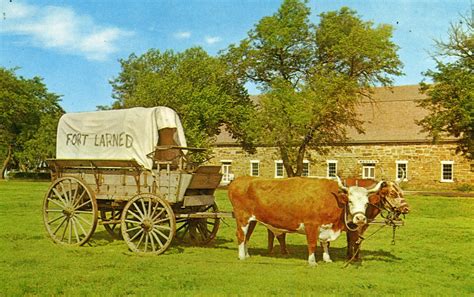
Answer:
266, 180, 409, 262
228, 176, 386, 266
346, 181, 409, 260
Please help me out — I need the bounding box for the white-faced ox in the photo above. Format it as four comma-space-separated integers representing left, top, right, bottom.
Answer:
228, 176, 385, 266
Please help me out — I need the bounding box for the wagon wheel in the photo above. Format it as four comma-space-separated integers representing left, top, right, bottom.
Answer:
176, 203, 220, 245
100, 209, 123, 239
121, 193, 176, 254
43, 177, 98, 246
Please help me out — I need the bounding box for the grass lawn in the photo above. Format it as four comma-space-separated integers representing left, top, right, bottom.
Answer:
0, 180, 473, 296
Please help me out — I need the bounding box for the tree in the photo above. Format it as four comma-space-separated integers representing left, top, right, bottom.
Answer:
418, 15, 473, 159
0, 67, 63, 178
222, 0, 402, 176
110, 47, 254, 160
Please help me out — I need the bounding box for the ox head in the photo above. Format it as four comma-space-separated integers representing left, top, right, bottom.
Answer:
337, 176, 386, 225
375, 181, 410, 214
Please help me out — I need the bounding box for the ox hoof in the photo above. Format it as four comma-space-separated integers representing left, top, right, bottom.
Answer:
323, 255, 333, 263
308, 254, 318, 266
238, 254, 250, 260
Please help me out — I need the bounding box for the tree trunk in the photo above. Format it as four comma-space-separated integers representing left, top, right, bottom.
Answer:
279, 146, 295, 177
1, 145, 13, 179
294, 142, 307, 177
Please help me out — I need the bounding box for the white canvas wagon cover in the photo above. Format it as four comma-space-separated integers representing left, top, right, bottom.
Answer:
56, 107, 187, 170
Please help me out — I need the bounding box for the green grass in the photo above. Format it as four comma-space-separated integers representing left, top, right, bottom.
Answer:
0, 180, 473, 296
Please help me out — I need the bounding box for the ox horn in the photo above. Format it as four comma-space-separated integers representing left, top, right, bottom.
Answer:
336, 176, 348, 192
367, 180, 386, 194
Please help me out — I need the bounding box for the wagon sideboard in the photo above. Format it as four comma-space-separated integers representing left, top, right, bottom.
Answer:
46, 159, 222, 206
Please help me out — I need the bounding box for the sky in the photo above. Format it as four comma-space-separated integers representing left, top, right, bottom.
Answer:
1, 0, 472, 113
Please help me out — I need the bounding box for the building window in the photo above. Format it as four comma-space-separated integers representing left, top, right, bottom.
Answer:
362, 163, 375, 179
250, 160, 260, 177
396, 161, 408, 181
221, 160, 233, 184
302, 160, 310, 177
275, 160, 284, 178
441, 161, 454, 182
327, 160, 337, 178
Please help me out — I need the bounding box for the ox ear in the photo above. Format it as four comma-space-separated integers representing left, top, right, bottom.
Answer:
332, 192, 348, 208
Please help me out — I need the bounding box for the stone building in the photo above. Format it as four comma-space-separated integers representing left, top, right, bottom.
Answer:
206, 85, 473, 190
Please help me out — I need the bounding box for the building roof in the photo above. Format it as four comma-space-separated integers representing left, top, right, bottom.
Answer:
215, 85, 454, 145
346, 85, 429, 143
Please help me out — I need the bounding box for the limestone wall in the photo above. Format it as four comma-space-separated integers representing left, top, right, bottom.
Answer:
207, 142, 473, 190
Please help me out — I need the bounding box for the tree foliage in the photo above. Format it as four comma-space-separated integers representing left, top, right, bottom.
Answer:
110, 47, 254, 160
0, 67, 63, 178
222, 0, 402, 176
419, 15, 473, 159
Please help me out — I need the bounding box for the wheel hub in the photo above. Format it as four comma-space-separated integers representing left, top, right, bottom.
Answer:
63, 207, 75, 218
141, 219, 153, 232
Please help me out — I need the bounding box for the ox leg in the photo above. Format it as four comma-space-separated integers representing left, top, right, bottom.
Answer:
277, 233, 289, 255
321, 241, 332, 263
246, 221, 257, 242
346, 230, 360, 261
237, 218, 254, 260
304, 224, 320, 266
267, 229, 275, 254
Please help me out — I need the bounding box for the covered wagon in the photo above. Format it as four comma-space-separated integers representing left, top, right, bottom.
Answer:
43, 107, 224, 254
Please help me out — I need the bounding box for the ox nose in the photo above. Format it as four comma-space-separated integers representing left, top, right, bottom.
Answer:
401, 206, 410, 214
353, 213, 367, 225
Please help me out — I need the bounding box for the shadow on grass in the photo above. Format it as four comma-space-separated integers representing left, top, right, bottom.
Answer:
229, 243, 403, 263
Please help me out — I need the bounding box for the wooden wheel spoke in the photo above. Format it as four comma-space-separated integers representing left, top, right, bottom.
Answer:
129, 228, 144, 241
150, 229, 164, 248
154, 217, 171, 224
140, 199, 148, 217
124, 219, 141, 225
197, 222, 209, 236
133, 203, 145, 218
151, 208, 165, 221
144, 233, 150, 252
52, 188, 68, 206
46, 209, 65, 213
71, 217, 80, 243
52, 216, 68, 235
47, 197, 66, 209
72, 190, 87, 208
126, 225, 142, 232
73, 216, 88, 237
150, 203, 162, 219
74, 199, 92, 210
48, 214, 65, 224
136, 232, 146, 249
152, 226, 170, 241
127, 209, 144, 222
154, 225, 171, 231
148, 200, 153, 218
59, 181, 71, 205
61, 218, 70, 242
75, 212, 93, 226
149, 231, 156, 251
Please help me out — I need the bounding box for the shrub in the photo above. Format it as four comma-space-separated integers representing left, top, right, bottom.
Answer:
9, 171, 51, 180
456, 183, 474, 192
